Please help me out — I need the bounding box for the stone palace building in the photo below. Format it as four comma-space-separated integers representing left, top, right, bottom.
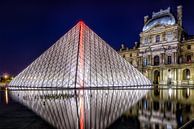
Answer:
120, 6, 194, 129
118, 5, 194, 85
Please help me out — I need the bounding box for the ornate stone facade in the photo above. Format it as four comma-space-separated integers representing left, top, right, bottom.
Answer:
119, 5, 194, 85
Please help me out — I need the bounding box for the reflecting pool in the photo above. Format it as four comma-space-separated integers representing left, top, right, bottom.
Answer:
109, 86, 194, 129
0, 86, 194, 129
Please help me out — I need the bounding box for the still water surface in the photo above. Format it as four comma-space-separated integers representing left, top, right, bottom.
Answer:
0, 86, 194, 129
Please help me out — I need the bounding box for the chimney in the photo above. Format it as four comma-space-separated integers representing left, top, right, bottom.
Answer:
121, 44, 125, 49
177, 5, 183, 27
144, 16, 149, 24
134, 42, 138, 49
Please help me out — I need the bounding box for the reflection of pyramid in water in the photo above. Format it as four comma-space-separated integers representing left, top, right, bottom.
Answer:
9, 21, 151, 129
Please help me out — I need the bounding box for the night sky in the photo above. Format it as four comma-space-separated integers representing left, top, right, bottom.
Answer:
0, 0, 194, 75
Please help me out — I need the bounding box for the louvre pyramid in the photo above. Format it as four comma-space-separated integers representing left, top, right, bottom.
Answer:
9, 21, 151, 129
9, 21, 151, 88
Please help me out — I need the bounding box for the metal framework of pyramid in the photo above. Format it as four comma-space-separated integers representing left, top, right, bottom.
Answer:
9, 21, 150, 88
9, 21, 151, 129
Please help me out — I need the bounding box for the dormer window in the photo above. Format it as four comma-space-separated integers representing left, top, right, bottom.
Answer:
156, 35, 160, 42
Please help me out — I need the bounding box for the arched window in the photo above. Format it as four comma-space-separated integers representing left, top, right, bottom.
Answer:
183, 69, 190, 80
154, 56, 160, 66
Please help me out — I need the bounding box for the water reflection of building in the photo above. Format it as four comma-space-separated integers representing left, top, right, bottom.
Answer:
0, 88, 9, 104
118, 5, 194, 85
124, 89, 194, 129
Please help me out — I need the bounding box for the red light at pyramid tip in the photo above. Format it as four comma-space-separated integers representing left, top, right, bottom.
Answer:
78, 20, 85, 25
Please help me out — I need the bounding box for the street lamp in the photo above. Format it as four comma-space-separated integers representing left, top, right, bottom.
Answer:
3, 74, 9, 79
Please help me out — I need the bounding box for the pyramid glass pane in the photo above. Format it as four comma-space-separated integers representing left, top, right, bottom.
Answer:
9, 21, 151, 129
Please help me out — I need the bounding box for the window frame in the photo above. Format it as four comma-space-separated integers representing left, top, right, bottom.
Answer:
167, 56, 172, 64
156, 35, 160, 43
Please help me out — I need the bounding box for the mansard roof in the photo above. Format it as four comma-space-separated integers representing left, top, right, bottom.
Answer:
143, 7, 176, 32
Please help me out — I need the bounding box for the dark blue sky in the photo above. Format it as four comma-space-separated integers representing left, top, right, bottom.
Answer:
0, 0, 194, 75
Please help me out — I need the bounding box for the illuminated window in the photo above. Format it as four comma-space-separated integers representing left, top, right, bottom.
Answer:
183, 69, 190, 80
156, 35, 160, 42
143, 58, 148, 66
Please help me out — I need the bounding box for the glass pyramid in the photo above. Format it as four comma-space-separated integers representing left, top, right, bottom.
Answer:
9, 21, 151, 129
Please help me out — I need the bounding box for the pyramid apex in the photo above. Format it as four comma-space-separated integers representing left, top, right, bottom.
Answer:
78, 20, 85, 25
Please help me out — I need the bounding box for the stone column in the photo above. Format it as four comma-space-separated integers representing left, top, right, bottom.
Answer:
161, 68, 163, 81
149, 55, 151, 65
139, 57, 142, 66
174, 52, 177, 64
162, 53, 165, 64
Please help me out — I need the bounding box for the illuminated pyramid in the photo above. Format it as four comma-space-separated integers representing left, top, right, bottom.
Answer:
9, 21, 151, 129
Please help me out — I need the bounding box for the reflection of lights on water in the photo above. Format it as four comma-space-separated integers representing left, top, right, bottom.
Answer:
167, 124, 172, 129
187, 88, 190, 93
169, 73, 172, 79
187, 88, 190, 96
180, 115, 183, 123
168, 88, 172, 97
79, 93, 84, 129
5, 88, 9, 104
